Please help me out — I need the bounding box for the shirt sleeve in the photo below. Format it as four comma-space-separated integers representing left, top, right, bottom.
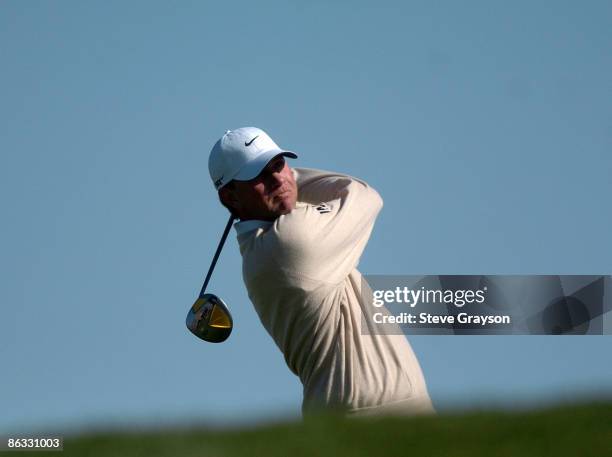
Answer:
269, 167, 383, 285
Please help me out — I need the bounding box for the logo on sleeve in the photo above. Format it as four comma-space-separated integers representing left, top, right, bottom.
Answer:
315, 203, 331, 214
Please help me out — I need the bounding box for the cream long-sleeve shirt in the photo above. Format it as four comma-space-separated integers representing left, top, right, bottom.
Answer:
235, 167, 434, 416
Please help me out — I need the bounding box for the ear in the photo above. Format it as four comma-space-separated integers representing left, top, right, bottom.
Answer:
219, 186, 240, 213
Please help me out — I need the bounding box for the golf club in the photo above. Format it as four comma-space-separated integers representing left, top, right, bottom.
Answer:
186, 215, 235, 343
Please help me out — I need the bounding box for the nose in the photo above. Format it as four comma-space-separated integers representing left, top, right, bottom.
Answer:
266, 170, 284, 189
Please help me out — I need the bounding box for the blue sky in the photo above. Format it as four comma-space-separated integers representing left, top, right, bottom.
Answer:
1, 0, 611, 434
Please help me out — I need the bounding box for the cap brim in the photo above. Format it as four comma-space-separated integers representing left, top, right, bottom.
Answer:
233, 149, 298, 182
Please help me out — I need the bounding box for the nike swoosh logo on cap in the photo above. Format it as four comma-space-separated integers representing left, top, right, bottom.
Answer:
245, 135, 259, 146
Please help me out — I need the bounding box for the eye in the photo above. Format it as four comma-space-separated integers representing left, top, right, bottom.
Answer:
272, 157, 285, 171
253, 157, 285, 182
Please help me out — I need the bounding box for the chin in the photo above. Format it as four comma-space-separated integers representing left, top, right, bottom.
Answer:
276, 206, 292, 216
275, 198, 296, 216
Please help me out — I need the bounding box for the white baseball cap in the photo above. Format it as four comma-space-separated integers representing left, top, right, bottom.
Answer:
208, 127, 298, 190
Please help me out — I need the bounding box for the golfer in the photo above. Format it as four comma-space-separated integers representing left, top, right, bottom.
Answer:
209, 127, 434, 416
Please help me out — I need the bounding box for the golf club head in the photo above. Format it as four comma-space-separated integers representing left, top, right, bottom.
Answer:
186, 294, 233, 343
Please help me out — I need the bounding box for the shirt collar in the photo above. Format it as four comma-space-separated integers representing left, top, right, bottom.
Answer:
234, 219, 273, 236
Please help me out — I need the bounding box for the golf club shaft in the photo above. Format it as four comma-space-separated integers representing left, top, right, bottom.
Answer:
199, 215, 235, 298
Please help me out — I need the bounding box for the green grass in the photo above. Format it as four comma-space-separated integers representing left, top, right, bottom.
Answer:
18, 403, 612, 457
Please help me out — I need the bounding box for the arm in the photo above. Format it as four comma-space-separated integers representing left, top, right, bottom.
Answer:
271, 167, 383, 284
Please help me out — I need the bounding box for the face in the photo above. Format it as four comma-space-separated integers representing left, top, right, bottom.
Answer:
220, 156, 297, 221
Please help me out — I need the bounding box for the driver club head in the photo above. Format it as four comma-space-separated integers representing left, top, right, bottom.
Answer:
186, 294, 233, 343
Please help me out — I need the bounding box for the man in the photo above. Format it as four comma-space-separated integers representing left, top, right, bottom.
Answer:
209, 127, 434, 416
